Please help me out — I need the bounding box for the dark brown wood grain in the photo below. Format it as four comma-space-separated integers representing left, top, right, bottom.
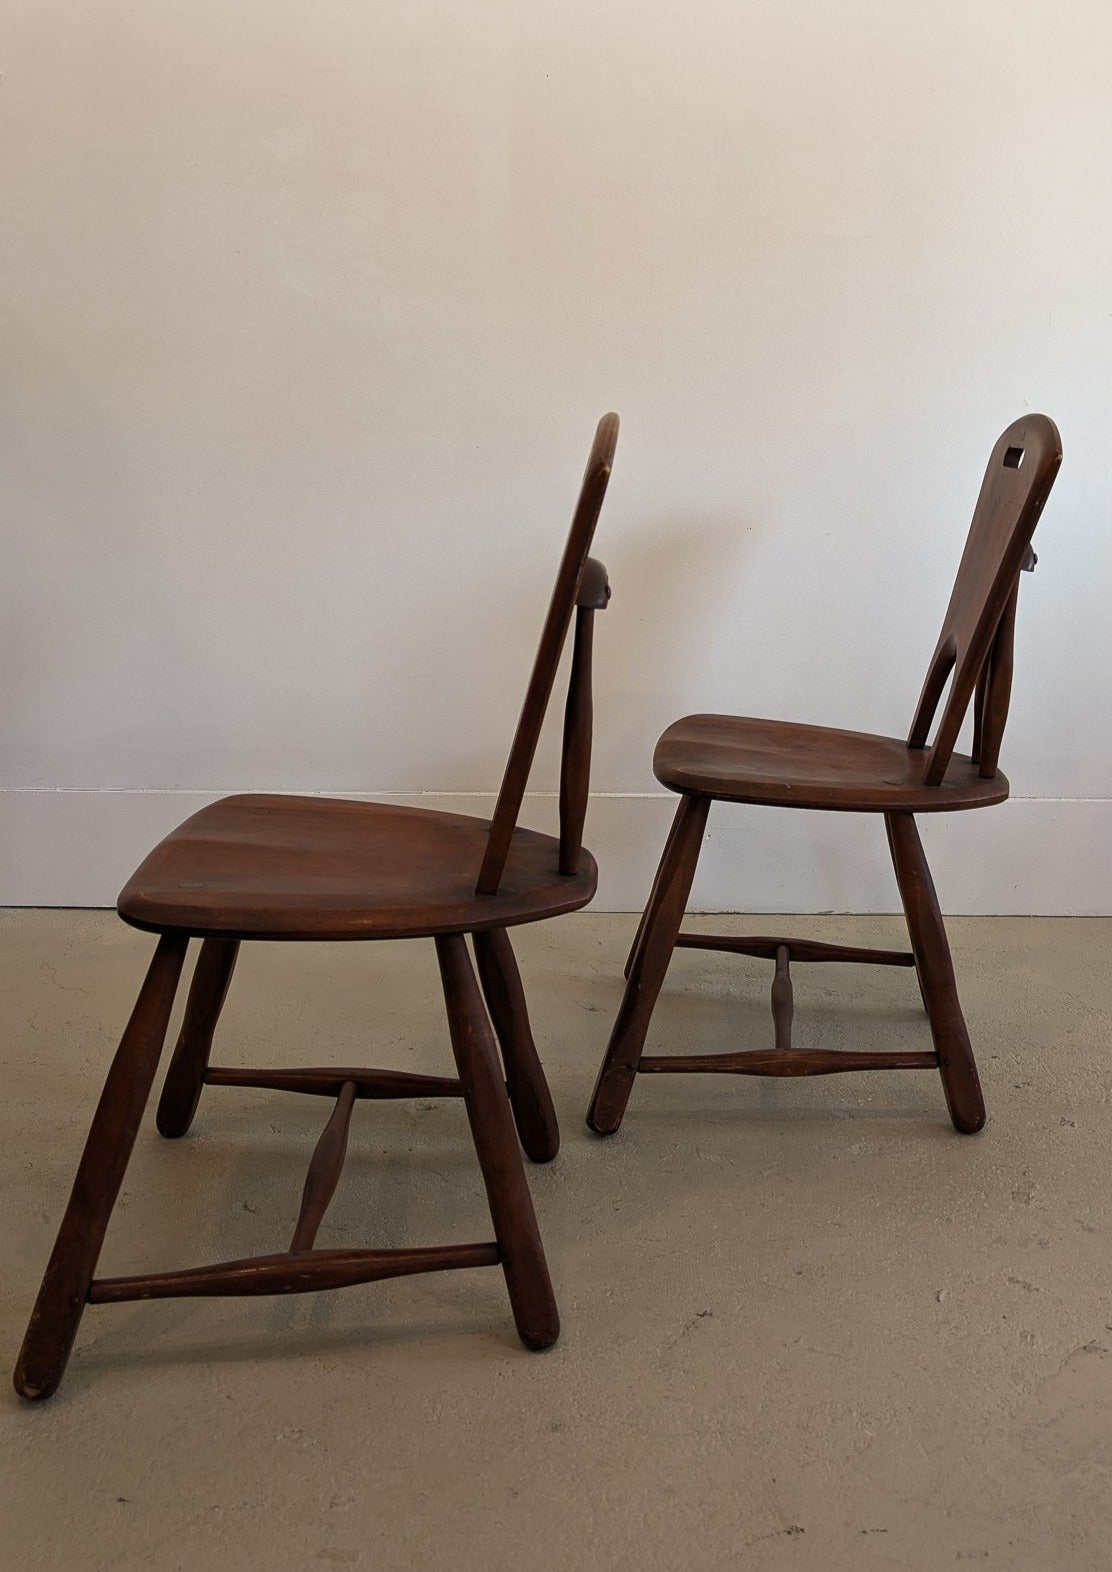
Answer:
588, 414, 1060, 1138
14, 934, 188, 1400
909, 417, 1060, 786
203, 1066, 464, 1098
652, 714, 1011, 812
559, 605, 596, 877
674, 934, 915, 966
638, 1049, 938, 1076
473, 926, 559, 1163
119, 797, 600, 941
476, 415, 618, 895
885, 812, 985, 1133
587, 794, 711, 1135
623, 797, 687, 980
156, 937, 239, 1137
972, 579, 1019, 780
16, 417, 617, 1398
558, 556, 611, 878
289, 1081, 357, 1254
88, 1244, 501, 1302
437, 933, 558, 1350
771, 945, 793, 1053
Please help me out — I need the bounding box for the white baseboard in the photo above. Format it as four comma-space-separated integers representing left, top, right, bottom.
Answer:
0, 789, 1107, 915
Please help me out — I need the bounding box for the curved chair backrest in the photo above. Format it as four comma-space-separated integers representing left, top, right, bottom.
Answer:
907, 413, 1062, 786
475, 413, 619, 896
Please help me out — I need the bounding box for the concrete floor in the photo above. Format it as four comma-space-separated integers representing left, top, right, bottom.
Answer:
2, 909, 1111, 1571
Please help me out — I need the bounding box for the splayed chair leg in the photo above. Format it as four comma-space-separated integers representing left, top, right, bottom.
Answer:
473, 927, 559, 1163
885, 812, 985, 1134
587, 794, 711, 1135
156, 938, 240, 1137
436, 933, 558, 1350
14, 933, 189, 1400
623, 797, 688, 980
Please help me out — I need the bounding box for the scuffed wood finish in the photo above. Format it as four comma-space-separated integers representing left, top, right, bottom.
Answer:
14, 935, 188, 1401
156, 937, 239, 1137
16, 418, 618, 1397
473, 926, 559, 1163
588, 415, 1060, 1137
289, 1081, 357, 1253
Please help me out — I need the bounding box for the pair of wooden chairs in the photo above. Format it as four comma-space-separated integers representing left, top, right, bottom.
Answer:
15, 410, 1061, 1399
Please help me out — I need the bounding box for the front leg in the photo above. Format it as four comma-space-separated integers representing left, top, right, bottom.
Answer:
15, 932, 189, 1400
588, 794, 710, 1135
436, 934, 558, 1350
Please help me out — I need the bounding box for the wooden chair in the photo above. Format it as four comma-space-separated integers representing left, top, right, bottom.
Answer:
588, 414, 1060, 1140
15, 412, 619, 1400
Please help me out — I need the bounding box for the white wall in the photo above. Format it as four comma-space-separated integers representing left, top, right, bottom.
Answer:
3, 0, 1110, 912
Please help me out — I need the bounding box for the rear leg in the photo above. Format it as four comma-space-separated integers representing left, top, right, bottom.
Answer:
156, 938, 240, 1138
886, 813, 985, 1134
473, 927, 559, 1162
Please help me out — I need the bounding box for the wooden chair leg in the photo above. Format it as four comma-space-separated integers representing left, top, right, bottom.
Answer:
156, 938, 240, 1137
435, 933, 559, 1350
587, 793, 711, 1135
623, 796, 687, 979
473, 927, 559, 1163
885, 812, 986, 1135
14, 933, 189, 1401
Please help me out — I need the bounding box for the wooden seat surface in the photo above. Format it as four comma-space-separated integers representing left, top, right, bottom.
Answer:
653, 714, 1010, 812
118, 794, 598, 941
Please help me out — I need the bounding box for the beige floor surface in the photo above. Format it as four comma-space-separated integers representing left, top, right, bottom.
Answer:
2, 909, 1110, 1571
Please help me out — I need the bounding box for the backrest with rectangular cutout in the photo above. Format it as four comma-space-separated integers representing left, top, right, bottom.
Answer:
907, 414, 1062, 785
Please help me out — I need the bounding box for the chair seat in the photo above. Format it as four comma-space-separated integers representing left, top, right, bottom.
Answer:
117, 795, 597, 940
653, 714, 1009, 812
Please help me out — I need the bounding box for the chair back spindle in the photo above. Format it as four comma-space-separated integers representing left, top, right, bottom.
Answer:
907, 414, 1061, 785
475, 414, 618, 897
558, 558, 610, 875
